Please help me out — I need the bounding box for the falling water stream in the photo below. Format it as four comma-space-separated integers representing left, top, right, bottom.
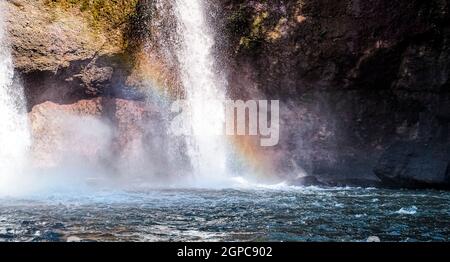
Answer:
173, 0, 229, 184
0, 5, 31, 194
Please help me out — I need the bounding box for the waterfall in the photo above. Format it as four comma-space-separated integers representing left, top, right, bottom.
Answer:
173, 0, 228, 183
0, 6, 31, 193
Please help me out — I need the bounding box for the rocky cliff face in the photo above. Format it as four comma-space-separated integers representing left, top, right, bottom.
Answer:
4, 0, 151, 172
4, 0, 450, 188
5, 0, 142, 106
212, 0, 450, 187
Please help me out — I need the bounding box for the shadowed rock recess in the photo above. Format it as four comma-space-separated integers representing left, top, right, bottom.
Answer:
5, 0, 450, 189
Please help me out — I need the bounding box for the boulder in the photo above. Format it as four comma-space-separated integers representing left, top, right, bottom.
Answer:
374, 141, 450, 189
290, 175, 324, 187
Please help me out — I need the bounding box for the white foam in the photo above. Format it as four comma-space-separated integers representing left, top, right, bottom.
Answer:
395, 206, 418, 215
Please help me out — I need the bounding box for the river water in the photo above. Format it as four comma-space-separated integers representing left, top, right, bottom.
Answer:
1, 186, 449, 242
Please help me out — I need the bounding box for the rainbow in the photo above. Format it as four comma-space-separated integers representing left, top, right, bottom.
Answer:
135, 50, 278, 182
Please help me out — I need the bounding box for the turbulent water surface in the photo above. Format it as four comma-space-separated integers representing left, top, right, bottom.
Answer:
1, 186, 449, 242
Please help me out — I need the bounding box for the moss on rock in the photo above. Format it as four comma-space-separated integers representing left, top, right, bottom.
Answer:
44, 0, 140, 30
